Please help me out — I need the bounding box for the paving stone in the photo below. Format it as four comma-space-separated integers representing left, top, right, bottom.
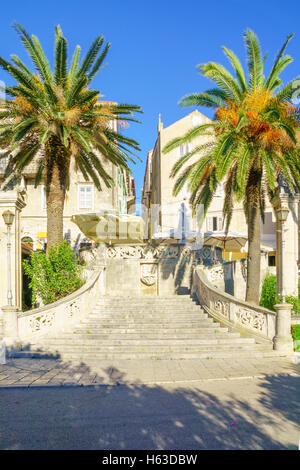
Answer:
0, 355, 299, 386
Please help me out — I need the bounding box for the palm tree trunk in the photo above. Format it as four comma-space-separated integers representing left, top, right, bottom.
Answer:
245, 167, 262, 305
45, 136, 70, 251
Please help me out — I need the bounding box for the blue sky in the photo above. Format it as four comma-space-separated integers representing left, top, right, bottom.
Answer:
1, 0, 300, 203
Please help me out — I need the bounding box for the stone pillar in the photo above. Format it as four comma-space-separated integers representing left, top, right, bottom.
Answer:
272, 187, 299, 298
0, 189, 26, 343
1, 306, 20, 346
273, 303, 294, 354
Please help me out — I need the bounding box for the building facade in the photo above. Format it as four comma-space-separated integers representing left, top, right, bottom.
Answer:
142, 111, 278, 262
0, 122, 136, 251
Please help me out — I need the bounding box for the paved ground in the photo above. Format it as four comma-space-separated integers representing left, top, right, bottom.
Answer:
0, 356, 300, 386
0, 356, 300, 449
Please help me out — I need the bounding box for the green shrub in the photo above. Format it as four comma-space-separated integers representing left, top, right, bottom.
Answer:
291, 325, 300, 351
285, 296, 300, 315
260, 274, 300, 314
259, 274, 277, 311
23, 241, 83, 306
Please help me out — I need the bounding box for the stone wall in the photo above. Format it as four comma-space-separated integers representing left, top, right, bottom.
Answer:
192, 266, 276, 343
14, 266, 105, 342
202, 256, 276, 301
103, 243, 198, 297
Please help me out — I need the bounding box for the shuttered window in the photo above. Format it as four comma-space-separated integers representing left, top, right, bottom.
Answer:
78, 185, 93, 209
178, 143, 190, 158
207, 215, 223, 231
41, 185, 47, 210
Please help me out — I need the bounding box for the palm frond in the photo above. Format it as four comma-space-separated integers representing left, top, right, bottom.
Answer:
265, 33, 294, 89
244, 29, 263, 90
222, 46, 248, 93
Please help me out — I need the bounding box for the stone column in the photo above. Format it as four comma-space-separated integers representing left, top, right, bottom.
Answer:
0, 189, 26, 344
273, 303, 294, 354
272, 187, 299, 298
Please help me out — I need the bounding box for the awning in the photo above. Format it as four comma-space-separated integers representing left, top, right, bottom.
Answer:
204, 231, 248, 251
37, 232, 47, 239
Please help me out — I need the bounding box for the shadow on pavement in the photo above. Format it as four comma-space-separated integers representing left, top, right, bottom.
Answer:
0, 365, 299, 450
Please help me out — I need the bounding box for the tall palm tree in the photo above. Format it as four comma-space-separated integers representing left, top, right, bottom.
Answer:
163, 30, 300, 304
0, 24, 142, 249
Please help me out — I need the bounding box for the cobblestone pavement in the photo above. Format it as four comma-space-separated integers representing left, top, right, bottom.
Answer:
0, 355, 299, 387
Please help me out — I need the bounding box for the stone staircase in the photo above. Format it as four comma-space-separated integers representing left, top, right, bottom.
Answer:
15, 296, 276, 361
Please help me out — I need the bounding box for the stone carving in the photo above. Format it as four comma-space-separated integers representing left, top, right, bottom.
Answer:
235, 307, 265, 331
204, 265, 224, 282
141, 264, 157, 286
106, 247, 117, 258
66, 301, 80, 319
181, 246, 193, 258
201, 246, 214, 264
214, 299, 229, 317
105, 245, 179, 260
200, 285, 210, 307
29, 312, 55, 332
160, 246, 179, 258
240, 259, 247, 282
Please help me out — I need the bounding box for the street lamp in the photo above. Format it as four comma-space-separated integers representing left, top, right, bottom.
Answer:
276, 206, 289, 302
2, 210, 15, 306
276, 208, 290, 223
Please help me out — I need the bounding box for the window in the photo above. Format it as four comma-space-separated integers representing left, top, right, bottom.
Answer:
41, 185, 47, 210
0, 154, 9, 171
78, 185, 93, 209
215, 182, 224, 198
207, 215, 223, 232
178, 143, 190, 158
118, 169, 122, 187
268, 252, 276, 267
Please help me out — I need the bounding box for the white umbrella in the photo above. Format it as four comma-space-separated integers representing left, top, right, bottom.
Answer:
204, 231, 248, 251
152, 229, 199, 243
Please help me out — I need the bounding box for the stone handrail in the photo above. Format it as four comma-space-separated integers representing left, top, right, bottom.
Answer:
192, 266, 276, 343
17, 265, 106, 340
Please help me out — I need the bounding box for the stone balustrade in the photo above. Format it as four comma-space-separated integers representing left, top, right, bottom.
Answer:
4, 266, 106, 343
192, 266, 276, 343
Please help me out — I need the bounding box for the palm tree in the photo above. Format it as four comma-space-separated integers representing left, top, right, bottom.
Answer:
0, 24, 142, 249
163, 30, 300, 304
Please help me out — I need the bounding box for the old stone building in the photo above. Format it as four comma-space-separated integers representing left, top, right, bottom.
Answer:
142, 111, 300, 298
0, 120, 136, 251
142, 111, 277, 257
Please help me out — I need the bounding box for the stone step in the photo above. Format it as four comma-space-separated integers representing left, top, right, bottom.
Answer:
87, 313, 208, 320
97, 296, 194, 301
76, 318, 216, 326
73, 323, 220, 330
14, 292, 274, 362
93, 305, 203, 310
25, 341, 258, 354
10, 349, 280, 360
98, 299, 198, 302
71, 326, 230, 335
95, 303, 200, 309
92, 308, 204, 314
66, 331, 236, 339
29, 336, 252, 347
